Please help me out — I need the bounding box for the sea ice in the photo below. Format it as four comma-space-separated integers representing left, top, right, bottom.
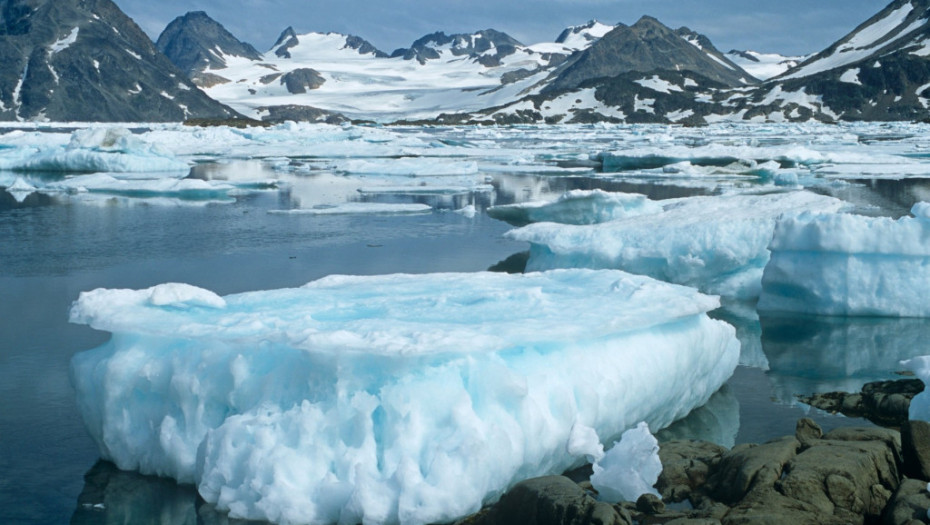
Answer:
508, 190, 846, 299
0, 127, 190, 173
904, 355, 930, 422
70, 270, 738, 525
487, 189, 663, 226
759, 203, 930, 316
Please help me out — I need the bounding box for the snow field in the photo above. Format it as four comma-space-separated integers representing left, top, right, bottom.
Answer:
70, 270, 739, 525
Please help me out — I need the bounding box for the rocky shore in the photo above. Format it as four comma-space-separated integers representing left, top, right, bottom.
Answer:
456, 379, 930, 525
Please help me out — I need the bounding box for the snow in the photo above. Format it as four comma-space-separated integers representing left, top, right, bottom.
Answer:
725, 50, 805, 80
70, 270, 738, 525
508, 190, 846, 299
840, 68, 862, 85
555, 21, 614, 51
758, 204, 930, 316
487, 189, 663, 226
782, 5, 922, 80
50, 27, 79, 54
634, 75, 683, 94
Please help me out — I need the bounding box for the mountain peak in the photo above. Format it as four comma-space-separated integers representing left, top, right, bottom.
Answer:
0, 0, 238, 122
156, 11, 262, 75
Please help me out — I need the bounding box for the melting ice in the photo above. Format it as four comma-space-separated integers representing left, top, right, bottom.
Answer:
70, 270, 739, 525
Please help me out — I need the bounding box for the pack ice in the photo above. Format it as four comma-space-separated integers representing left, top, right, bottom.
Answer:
70, 270, 739, 525
759, 203, 930, 316
507, 190, 846, 299
0, 127, 189, 173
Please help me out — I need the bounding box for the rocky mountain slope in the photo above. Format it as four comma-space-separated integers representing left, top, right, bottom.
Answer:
155, 11, 262, 77
0, 0, 239, 122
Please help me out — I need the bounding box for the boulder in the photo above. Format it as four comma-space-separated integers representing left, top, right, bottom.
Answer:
902, 420, 930, 481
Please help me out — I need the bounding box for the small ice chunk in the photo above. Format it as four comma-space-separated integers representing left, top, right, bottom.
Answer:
590, 422, 661, 503
904, 356, 930, 421
567, 422, 604, 462
912, 201, 930, 220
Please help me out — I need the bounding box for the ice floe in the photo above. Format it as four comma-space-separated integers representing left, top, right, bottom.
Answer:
508, 190, 846, 299
759, 203, 930, 316
487, 189, 663, 226
70, 270, 738, 525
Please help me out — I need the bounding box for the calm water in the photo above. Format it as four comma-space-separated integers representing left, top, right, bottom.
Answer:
1, 160, 927, 524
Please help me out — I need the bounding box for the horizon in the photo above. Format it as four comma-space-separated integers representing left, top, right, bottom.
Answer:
116, 0, 883, 58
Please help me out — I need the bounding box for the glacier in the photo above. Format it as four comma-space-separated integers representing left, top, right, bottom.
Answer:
507, 190, 846, 299
759, 203, 930, 316
70, 270, 739, 525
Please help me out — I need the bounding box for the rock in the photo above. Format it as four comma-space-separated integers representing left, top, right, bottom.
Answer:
636, 493, 665, 514
280, 68, 325, 94
777, 433, 901, 518
470, 476, 630, 525
795, 418, 823, 448
799, 379, 923, 428
882, 478, 930, 525
706, 436, 799, 504
902, 420, 930, 481
656, 440, 727, 504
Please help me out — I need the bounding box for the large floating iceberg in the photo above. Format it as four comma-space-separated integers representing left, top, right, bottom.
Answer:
508, 190, 846, 299
70, 271, 738, 525
759, 203, 930, 316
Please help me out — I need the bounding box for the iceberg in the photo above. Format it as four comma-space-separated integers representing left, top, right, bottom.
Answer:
487, 189, 664, 226
70, 270, 739, 525
759, 203, 930, 316
0, 127, 190, 173
508, 190, 846, 299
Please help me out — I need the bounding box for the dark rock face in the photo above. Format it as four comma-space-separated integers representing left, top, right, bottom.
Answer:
466, 476, 630, 525
271, 26, 299, 58
546, 16, 755, 92
391, 29, 523, 65
280, 68, 325, 94
344, 35, 388, 58
155, 11, 262, 76
0, 0, 239, 122
255, 104, 349, 124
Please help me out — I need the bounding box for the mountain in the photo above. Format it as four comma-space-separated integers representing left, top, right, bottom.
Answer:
544, 16, 756, 93
155, 11, 262, 76
725, 50, 806, 81
0, 0, 239, 122
390, 29, 523, 65
166, 14, 605, 122
733, 0, 930, 121
555, 20, 616, 49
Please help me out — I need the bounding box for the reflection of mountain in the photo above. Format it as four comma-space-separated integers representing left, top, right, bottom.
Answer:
656, 384, 740, 448
760, 313, 930, 401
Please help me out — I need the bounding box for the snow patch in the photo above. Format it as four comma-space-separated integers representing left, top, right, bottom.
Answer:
50, 27, 79, 54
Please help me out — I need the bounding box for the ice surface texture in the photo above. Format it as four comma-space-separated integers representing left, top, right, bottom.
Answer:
70, 270, 738, 525
508, 190, 845, 299
759, 203, 930, 316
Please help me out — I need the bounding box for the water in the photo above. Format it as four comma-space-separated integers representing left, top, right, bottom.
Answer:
3, 123, 930, 524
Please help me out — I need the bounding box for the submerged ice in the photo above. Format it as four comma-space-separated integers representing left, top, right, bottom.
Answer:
70, 270, 738, 525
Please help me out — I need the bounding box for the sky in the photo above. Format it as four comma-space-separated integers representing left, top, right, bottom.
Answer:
116, 0, 885, 57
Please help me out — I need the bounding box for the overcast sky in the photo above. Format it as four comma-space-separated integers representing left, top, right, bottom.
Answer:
116, 0, 884, 57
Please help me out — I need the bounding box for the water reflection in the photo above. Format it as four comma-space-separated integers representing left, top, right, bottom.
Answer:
657, 385, 740, 448
760, 313, 930, 402
71, 462, 264, 525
